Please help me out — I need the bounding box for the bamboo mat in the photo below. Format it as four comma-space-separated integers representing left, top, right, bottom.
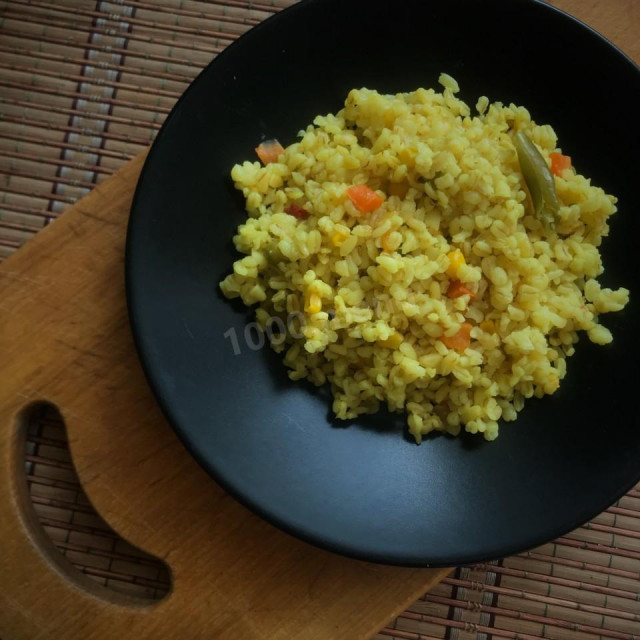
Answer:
2, 1, 639, 639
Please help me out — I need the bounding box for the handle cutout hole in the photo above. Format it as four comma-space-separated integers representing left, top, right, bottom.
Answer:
20, 402, 171, 602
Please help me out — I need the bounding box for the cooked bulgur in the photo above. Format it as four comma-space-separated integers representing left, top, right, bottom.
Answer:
219, 74, 629, 442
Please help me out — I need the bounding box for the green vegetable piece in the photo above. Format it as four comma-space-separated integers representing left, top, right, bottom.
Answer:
514, 131, 560, 232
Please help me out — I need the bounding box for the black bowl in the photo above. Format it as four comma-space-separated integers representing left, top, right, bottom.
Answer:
126, 0, 640, 566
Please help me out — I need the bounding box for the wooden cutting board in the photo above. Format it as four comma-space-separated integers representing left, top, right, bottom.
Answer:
0, 2, 637, 638
0, 151, 449, 640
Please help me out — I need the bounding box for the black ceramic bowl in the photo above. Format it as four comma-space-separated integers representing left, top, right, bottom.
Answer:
126, 0, 640, 566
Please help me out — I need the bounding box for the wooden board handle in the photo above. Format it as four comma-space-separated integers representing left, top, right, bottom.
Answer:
0, 153, 448, 640
3, 400, 170, 625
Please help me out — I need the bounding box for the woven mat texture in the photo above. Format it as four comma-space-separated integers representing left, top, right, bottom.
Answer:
1, 2, 639, 639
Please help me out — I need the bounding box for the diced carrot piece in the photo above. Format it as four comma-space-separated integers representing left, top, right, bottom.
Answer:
549, 152, 572, 176
285, 203, 309, 220
440, 323, 472, 351
255, 139, 285, 165
346, 184, 384, 214
447, 279, 476, 299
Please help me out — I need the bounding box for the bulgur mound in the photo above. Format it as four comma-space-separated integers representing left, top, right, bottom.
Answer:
220, 74, 629, 443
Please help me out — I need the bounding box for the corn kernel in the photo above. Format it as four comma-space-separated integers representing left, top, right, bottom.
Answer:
398, 146, 417, 164
446, 248, 466, 277
479, 319, 495, 333
305, 291, 322, 314
378, 332, 403, 349
331, 231, 349, 247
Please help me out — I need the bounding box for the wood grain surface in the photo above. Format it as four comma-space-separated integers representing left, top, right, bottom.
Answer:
0, 2, 637, 639
553, 0, 639, 63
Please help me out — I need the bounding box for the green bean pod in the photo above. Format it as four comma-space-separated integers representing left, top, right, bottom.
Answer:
514, 131, 560, 232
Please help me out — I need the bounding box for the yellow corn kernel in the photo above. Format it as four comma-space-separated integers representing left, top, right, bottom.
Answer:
331, 231, 349, 247
304, 291, 322, 314
378, 332, 403, 349
398, 146, 417, 165
446, 249, 466, 278
479, 319, 496, 333
387, 180, 410, 199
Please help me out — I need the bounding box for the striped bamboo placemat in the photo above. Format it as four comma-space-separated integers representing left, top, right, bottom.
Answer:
2, 2, 639, 639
